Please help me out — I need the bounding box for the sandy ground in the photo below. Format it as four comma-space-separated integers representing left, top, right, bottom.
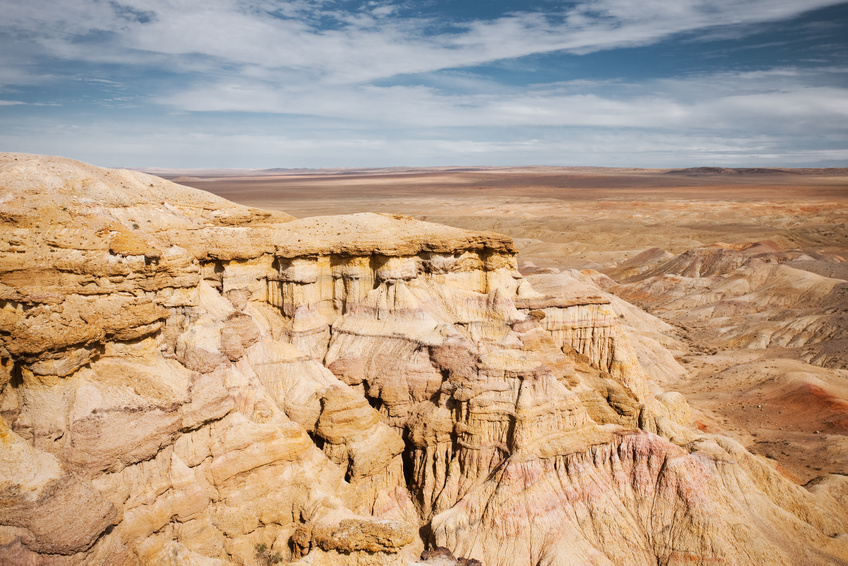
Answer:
161, 166, 848, 483
163, 167, 848, 267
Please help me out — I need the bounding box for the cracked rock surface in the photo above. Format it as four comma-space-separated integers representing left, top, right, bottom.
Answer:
1, 154, 847, 566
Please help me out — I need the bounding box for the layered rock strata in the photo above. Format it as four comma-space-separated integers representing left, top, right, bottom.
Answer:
1, 154, 847, 566
607, 243, 848, 367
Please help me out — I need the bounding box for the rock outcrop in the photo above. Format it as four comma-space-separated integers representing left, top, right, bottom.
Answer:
607, 242, 848, 367
602, 242, 848, 484
1, 154, 847, 566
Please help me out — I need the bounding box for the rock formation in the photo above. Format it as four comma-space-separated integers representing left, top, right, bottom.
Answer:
607, 242, 848, 366
601, 241, 848, 483
1, 153, 847, 565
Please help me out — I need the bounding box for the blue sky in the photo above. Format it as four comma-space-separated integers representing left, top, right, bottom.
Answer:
1, 0, 847, 168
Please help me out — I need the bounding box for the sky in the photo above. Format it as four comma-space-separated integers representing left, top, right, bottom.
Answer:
1, 0, 848, 169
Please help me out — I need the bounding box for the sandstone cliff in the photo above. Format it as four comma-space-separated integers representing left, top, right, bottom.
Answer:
1, 154, 847, 566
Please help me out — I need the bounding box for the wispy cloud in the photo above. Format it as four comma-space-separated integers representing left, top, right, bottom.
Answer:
1, 0, 847, 167
5, 109, 843, 169
154, 66, 848, 135
4, 0, 847, 82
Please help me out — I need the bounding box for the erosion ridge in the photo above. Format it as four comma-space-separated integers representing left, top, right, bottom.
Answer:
1, 153, 847, 566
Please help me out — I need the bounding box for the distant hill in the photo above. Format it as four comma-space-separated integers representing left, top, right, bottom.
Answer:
667, 166, 848, 176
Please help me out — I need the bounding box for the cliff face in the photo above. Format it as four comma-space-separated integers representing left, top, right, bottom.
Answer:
1, 154, 847, 566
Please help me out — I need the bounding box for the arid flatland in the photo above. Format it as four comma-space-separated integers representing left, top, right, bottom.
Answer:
163, 166, 848, 265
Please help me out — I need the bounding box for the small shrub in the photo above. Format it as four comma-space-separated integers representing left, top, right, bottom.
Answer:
255, 543, 283, 565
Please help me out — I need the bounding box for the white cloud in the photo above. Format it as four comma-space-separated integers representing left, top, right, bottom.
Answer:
5, 111, 843, 169
2, 0, 847, 167
152, 66, 848, 137
3, 0, 847, 84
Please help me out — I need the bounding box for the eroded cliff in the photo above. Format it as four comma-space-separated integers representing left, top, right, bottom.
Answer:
1, 154, 846, 566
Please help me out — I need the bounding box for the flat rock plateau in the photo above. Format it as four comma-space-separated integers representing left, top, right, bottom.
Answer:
1, 154, 847, 566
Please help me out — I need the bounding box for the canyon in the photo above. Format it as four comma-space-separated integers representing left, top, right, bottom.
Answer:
1, 154, 847, 565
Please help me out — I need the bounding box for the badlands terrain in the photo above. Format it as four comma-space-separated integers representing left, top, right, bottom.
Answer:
169, 165, 848, 485
0, 153, 846, 566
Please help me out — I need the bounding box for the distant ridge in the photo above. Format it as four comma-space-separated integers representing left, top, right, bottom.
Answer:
667, 167, 800, 175
137, 164, 848, 179
667, 166, 848, 176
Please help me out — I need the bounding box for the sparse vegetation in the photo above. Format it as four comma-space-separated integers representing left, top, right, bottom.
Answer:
254, 543, 283, 565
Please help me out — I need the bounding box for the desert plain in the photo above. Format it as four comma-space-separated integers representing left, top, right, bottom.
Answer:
167, 165, 848, 484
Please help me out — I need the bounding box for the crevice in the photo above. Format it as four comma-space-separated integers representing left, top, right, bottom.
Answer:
369, 254, 382, 290
9, 360, 23, 388
366, 393, 383, 414
400, 428, 416, 498
307, 430, 325, 451
344, 454, 354, 483
418, 523, 435, 551
201, 260, 225, 291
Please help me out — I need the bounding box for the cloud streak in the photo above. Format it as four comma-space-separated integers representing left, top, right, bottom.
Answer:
155, 67, 848, 136
1, 0, 847, 167
5, 0, 847, 81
